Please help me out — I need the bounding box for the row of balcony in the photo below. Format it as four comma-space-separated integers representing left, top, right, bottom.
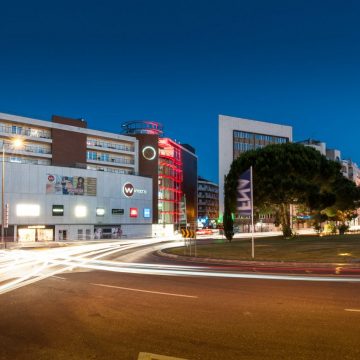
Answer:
87, 152, 135, 165
0, 124, 51, 139
87, 139, 135, 153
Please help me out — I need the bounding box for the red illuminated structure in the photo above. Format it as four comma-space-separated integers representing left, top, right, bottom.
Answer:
122, 121, 197, 227
158, 138, 183, 224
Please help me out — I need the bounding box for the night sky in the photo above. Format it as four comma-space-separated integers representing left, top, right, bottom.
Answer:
0, 0, 359, 183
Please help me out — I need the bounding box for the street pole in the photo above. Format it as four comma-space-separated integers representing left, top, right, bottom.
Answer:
250, 166, 255, 259
1, 143, 5, 246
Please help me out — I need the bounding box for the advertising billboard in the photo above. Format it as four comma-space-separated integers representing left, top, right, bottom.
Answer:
46, 174, 97, 196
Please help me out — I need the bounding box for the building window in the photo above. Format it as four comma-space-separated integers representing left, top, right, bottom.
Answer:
77, 229, 83, 240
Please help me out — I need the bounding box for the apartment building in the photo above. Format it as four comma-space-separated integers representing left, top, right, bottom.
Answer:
197, 176, 219, 226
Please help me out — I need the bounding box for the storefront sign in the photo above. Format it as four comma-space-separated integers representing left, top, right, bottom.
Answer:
52, 205, 64, 216
112, 209, 124, 215
130, 208, 138, 217
143, 208, 151, 218
122, 182, 147, 197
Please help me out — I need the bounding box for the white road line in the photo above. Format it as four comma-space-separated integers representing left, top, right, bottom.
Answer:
91, 283, 198, 299
344, 308, 360, 312
51, 276, 67, 280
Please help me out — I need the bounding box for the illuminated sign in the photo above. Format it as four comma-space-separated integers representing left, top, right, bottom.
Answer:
52, 205, 64, 216
142, 146, 156, 160
16, 204, 40, 217
143, 208, 151, 218
123, 183, 135, 197
75, 205, 87, 218
123, 182, 147, 197
96, 208, 105, 216
130, 208, 138, 218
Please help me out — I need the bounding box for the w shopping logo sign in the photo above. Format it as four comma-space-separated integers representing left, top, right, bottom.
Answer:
123, 182, 135, 197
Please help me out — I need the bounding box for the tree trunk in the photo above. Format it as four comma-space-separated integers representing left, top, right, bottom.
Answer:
280, 203, 292, 238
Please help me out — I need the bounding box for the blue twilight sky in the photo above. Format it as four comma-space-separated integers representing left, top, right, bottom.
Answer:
0, 0, 359, 183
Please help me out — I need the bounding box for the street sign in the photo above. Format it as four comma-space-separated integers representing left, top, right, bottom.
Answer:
4, 203, 9, 228
181, 228, 196, 239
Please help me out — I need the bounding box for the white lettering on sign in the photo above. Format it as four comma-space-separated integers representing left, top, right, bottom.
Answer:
237, 179, 251, 211
123, 182, 147, 197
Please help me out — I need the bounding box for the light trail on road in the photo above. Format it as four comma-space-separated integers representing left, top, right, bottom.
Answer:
1, 239, 360, 295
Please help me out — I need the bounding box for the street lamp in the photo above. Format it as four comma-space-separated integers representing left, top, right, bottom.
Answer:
1, 138, 24, 246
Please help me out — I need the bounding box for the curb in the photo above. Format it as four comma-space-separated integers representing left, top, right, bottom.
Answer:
157, 249, 360, 269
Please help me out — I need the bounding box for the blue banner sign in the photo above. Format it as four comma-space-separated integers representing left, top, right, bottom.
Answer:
237, 169, 252, 216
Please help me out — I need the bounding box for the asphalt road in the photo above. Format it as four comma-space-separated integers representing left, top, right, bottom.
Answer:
1, 269, 360, 360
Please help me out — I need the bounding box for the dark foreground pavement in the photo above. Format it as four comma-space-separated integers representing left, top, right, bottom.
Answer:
0, 270, 360, 360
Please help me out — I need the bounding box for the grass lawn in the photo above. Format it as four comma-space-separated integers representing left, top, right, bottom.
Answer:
165, 234, 360, 263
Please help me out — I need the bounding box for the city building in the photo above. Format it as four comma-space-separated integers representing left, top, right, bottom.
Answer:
197, 176, 219, 227
297, 139, 360, 185
122, 121, 198, 231
298, 138, 360, 229
0, 112, 152, 242
218, 114, 293, 216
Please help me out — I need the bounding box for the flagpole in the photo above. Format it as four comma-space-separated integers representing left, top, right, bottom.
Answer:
250, 166, 255, 259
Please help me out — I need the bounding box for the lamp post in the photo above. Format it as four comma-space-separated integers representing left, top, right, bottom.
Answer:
1, 138, 23, 246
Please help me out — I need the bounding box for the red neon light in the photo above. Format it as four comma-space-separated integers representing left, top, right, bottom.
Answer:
158, 137, 184, 224
130, 208, 138, 218
159, 186, 182, 193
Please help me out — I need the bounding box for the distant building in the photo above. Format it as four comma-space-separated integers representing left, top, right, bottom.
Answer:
341, 159, 360, 186
297, 139, 360, 185
297, 139, 327, 157
218, 114, 293, 216
299, 138, 360, 229
197, 176, 219, 226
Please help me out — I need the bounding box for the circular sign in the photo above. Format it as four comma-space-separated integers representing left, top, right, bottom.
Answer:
48, 174, 55, 183
123, 182, 135, 197
142, 146, 156, 160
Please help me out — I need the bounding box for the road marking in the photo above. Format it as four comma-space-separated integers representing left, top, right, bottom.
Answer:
91, 283, 198, 299
344, 308, 360, 312
138, 352, 188, 360
51, 275, 66, 280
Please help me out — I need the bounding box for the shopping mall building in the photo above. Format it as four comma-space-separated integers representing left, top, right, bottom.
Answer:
0, 112, 153, 242
122, 121, 198, 232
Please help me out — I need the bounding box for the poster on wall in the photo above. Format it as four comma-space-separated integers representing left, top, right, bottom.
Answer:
46, 174, 97, 196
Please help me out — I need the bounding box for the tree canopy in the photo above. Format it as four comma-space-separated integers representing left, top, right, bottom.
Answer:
224, 143, 360, 238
